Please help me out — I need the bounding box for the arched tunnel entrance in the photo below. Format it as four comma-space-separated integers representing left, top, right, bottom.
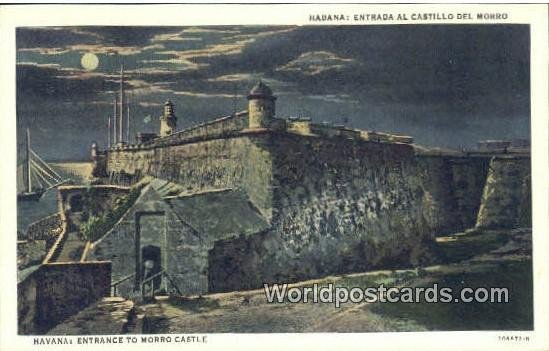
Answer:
141, 245, 162, 292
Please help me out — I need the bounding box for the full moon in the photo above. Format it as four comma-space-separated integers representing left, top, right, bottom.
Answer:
81, 53, 99, 71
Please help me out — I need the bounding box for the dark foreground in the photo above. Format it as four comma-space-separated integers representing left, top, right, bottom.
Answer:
47, 228, 532, 334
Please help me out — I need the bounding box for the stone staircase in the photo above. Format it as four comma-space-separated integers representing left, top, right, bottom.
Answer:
54, 231, 86, 262
46, 297, 144, 335
48, 231, 86, 263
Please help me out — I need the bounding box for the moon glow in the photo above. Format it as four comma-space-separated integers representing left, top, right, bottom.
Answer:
81, 53, 99, 71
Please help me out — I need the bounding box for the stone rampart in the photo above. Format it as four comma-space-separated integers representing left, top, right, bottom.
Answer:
18, 261, 111, 334
208, 134, 436, 291
107, 132, 274, 220
153, 112, 249, 147
416, 155, 491, 235
103, 130, 530, 293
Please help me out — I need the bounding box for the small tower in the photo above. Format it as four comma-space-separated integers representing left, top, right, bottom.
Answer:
160, 100, 177, 136
247, 81, 276, 129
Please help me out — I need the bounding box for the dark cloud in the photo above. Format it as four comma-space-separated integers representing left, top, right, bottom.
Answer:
16, 25, 530, 160
17, 63, 119, 101
16, 27, 100, 49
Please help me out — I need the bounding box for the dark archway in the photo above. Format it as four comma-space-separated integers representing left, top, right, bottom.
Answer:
68, 194, 83, 212
141, 245, 162, 291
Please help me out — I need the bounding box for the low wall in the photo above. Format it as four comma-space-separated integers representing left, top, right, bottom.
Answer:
18, 261, 111, 334
24, 212, 64, 250
153, 112, 249, 148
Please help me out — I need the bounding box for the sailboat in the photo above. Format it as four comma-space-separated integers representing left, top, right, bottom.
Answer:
17, 128, 69, 201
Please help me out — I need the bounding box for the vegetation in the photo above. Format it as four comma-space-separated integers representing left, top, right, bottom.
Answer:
368, 229, 532, 331
80, 185, 143, 242
371, 261, 533, 331
79, 186, 107, 220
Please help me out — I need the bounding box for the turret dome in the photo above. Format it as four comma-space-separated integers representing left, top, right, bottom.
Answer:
247, 81, 275, 100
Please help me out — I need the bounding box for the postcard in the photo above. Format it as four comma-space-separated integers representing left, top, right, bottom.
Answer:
1, 3, 548, 351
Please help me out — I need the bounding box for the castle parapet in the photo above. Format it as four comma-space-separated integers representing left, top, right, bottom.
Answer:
361, 130, 413, 144
310, 122, 340, 138
102, 81, 414, 155
153, 111, 249, 147
286, 117, 312, 135
335, 126, 362, 140
136, 132, 157, 145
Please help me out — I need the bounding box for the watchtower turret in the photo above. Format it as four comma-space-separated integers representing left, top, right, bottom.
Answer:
160, 100, 177, 137
247, 81, 276, 129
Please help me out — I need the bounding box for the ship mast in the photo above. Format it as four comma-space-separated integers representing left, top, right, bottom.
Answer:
113, 96, 117, 145
26, 128, 32, 192
107, 114, 111, 149
126, 92, 130, 143
119, 64, 124, 143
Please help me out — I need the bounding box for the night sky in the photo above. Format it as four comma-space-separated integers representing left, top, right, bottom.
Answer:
16, 25, 530, 161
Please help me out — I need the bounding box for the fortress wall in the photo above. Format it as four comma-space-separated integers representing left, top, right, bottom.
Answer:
107, 135, 274, 220
107, 148, 155, 177
415, 156, 491, 236
476, 156, 531, 229
269, 134, 430, 273
209, 134, 439, 292
208, 136, 507, 293
449, 157, 492, 229
152, 112, 248, 148
104, 131, 530, 294
414, 156, 460, 236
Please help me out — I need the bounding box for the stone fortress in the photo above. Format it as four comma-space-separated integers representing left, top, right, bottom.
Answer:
86, 81, 531, 294
18, 81, 531, 333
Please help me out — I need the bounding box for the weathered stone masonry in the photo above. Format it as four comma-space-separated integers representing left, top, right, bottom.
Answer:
86, 181, 270, 296
95, 81, 530, 295
207, 135, 496, 292
101, 129, 528, 294
107, 131, 274, 220
18, 262, 111, 334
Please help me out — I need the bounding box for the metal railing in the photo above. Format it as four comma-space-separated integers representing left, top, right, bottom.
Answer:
140, 269, 183, 298
111, 268, 182, 298
111, 272, 136, 297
